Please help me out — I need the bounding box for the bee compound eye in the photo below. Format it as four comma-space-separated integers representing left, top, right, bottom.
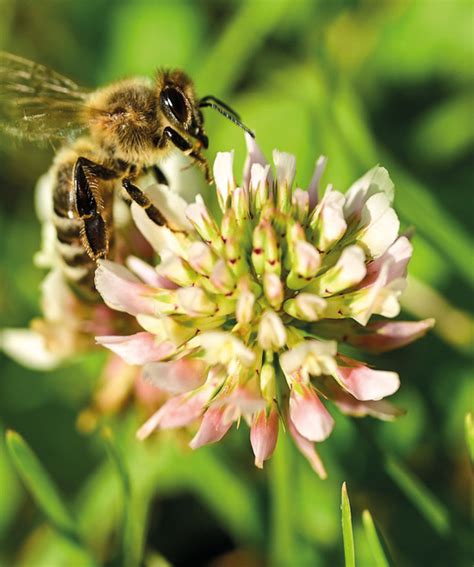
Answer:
161, 88, 188, 123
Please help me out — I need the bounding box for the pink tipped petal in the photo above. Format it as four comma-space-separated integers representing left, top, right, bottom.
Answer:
96, 333, 175, 365
126, 256, 177, 289
189, 406, 234, 449
288, 416, 327, 479
142, 359, 206, 393
364, 236, 413, 287
250, 408, 279, 468
350, 319, 435, 353
289, 384, 335, 442
137, 388, 211, 439
95, 260, 156, 316
335, 359, 400, 401
333, 392, 405, 421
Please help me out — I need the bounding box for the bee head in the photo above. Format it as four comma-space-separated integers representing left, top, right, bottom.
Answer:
157, 69, 208, 149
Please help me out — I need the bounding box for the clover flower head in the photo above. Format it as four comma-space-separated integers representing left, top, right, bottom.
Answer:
95, 135, 433, 476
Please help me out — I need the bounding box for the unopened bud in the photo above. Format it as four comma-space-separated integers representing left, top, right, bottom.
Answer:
258, 310, 287, 351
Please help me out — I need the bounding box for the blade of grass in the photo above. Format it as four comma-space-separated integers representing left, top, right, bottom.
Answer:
362, 510, 390, 567
385, 457, 450, 536
6, 430, 96, 564
341, 482, 356, 567
102, 427, 145, 567
465, 412, 474, 465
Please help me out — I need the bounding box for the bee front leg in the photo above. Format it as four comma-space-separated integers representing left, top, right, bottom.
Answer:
74, 157, 118, 261
161, 126, 212, 184
122, 178, 167, 227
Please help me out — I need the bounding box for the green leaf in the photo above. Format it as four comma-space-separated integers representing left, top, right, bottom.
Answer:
6, 430, 77, 537
341, 482, 356, 567
465, 412, 474, 465
6, 431, 96, 564
362, 510, 390, 567
102, 427, 145, 567
385, 457, 450, 536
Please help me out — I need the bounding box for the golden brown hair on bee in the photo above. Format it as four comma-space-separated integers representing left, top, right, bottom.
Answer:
0, 51, 255, 298
85, 78, 160, 165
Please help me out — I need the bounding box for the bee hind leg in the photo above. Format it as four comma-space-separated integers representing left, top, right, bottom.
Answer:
74, 157, 118, 261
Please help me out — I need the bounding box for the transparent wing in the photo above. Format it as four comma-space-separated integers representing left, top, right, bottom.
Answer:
0, 52, 91, 141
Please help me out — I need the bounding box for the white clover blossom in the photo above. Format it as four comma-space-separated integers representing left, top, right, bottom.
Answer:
95, 135, 434, 476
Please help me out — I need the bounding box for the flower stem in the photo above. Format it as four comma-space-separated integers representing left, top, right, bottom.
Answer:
270, 427, 297, 567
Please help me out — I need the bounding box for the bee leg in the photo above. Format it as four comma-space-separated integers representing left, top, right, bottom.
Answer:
74, 157, 118, 261
148, 165, 169, 186
122, 178, 167, 227
161, 127, 213, 184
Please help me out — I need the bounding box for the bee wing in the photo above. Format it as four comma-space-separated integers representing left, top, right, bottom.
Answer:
0, 52, 91, 142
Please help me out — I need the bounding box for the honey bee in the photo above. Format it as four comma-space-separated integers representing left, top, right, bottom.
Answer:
0, 52, 253, 297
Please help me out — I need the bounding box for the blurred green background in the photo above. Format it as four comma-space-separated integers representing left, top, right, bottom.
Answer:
0, 0, 472, 565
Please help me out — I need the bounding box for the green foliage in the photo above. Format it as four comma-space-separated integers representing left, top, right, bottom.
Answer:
0, 0, 472, 565
5, 430, 96, 565
465, 412, 474, 465
385, 456, 451, 537
102, 427, 144, 567
362, 510, 390, 567
341, 482, 355, 567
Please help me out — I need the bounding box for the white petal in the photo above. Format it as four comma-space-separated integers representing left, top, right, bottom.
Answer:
159, 149, 207, 202
143, 183, 192, 230
312, 187, 347, 251
189, 332, 255, 367
243, 133, 271, 188
307, 155, 327, 210
257, 311, 287, 350
213, 151, 235, 209
131, 202, 188, 257
344, 166, 394, 218
357, 193, 400, 258
273, 150, 296, 188
280, 340, 337, 378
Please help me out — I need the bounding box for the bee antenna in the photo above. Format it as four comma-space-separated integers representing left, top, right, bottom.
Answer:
199, 95, 241, 120
199, 101, 255, 138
